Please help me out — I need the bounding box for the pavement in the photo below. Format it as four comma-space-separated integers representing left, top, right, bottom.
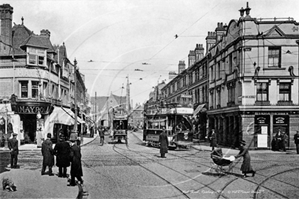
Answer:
0, 134, 97, 199
0, 132, 295, 199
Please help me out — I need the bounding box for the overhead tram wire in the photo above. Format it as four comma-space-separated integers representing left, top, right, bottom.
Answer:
141, 2, 221, 81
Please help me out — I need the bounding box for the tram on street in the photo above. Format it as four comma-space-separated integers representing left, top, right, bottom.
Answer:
111, 114, 128, 144
143, 106, 194, 149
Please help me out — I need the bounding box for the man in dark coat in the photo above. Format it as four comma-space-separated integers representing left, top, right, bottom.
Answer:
41, 133, 54, 176
209, 129, 217, 151
8, 133, 19, 168
235, 140, 255, 178
54, 135, 70, 178
98, 126, 105, 146
159, 128, 168, 158
68, 133, 83, 186
294, 131, 299, 154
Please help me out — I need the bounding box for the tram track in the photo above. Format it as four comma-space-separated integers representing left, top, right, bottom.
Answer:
128, 131, 299, 199
113, 141, 234, 199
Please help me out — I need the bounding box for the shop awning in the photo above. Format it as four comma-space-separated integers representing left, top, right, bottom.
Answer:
0, 103, 12, 114
193, 104, 206, 117
48, 106, 85, 125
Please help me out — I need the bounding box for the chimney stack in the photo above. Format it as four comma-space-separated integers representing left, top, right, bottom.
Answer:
195, 44, 204, 62
178, 60, 186, 74
40, 29, 51, 38
0, 4, 13, 55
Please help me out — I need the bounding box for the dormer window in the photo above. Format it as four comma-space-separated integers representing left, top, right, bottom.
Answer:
27, 47, 46, 66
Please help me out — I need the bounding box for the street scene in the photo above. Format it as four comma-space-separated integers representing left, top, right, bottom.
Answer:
0, 131, 299, 198
0, 0, 299, 198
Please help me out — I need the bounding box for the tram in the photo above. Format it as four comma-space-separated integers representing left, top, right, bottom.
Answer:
143, 106, 194, 149
111, 114, 128, 144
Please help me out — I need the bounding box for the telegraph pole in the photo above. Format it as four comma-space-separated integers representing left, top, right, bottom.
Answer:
74, 59, 78, 133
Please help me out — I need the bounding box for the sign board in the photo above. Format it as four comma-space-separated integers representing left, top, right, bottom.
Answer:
257, 134, 268, 148
171, 107, 193, 115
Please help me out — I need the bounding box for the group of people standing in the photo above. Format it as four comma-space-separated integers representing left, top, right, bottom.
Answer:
271, 129, 288, 151
41, 132, 83, 186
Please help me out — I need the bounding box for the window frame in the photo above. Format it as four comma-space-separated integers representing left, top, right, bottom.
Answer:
256, 82, 269, 102
279, 83, 291, 101
268, 46, 281, 68
27, 47, 46, 67
20, 81, 29, 98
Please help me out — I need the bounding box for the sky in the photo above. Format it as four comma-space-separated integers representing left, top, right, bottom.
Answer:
4, 0, 299, 106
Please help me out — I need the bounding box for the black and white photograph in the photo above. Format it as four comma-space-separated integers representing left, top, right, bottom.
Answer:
0, 0, 299, 198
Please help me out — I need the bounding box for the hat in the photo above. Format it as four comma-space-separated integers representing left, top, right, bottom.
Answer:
240, 140, 246, 145
12, 133, 18, 137
69, 133, 78, 142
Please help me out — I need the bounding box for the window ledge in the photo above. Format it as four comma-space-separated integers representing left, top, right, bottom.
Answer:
263, 67, 285, 71
255, 101, 271, 106
277, 101, 294, 106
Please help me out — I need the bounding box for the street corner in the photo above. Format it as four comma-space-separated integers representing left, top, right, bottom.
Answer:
0, 168, 78, 199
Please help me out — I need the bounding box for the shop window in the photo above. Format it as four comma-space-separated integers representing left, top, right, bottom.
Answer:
20, 81, 28, 98
279, 83, 291, 101
268, 47, 281, 68
256, 82, 269, 101
27, 47, 46, 66
32, 81, 39, 99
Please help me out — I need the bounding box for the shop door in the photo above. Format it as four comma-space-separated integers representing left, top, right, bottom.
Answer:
273, 115, 289, 148
21, 114, 37, 143
255, 115, 270, 148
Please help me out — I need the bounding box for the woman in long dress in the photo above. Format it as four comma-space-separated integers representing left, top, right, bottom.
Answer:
235, 140, 256, 178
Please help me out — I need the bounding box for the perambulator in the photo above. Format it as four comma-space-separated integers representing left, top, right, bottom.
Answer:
210, 148, 235, 174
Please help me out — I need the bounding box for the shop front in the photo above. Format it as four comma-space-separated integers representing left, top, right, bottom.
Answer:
243, 110, 298, 150
12, 101, 52, 145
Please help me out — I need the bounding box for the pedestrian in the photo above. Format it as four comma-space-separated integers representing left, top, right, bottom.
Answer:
209, 129, 217, 151
294, 131, 299, 154
99, 126, 105, 146
41, 133, 54, 176
276, 129, 286, 151
159, 128, 168, 158
54, 135, 70, 178
235, 140, 256, 178
68, 133, 83, 186
8, 133, 19, 169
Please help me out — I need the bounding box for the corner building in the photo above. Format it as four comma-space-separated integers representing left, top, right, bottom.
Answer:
207, 3, 299, 149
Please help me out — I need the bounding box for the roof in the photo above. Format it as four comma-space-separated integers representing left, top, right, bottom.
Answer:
20, 34, 55, 53
11, 24, 32, 55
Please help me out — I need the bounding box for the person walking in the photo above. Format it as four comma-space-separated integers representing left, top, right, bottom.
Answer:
54, 135, 70, 178
68, 134, 83, 186
41, 133, 55, 176
159, 128, 168, 158
99, 126, 105, 146
235, 140, 255, 178
294, 131, 299, 154
8, 133, 19, 169
209, 129, 217, 151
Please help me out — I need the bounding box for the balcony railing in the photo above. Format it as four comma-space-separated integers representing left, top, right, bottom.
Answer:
254, 101, 271, 106
276, 101, 294, 106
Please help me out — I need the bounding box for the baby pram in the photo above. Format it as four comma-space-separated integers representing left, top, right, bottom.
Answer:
210, 148, 235, 174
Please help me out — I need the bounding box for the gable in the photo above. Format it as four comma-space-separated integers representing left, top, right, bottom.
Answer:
265, 25, 285, 37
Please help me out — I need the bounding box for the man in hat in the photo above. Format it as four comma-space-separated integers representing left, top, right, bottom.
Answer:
68, 133, 83, 186
54, 134, 71, 178
41, 133, 54, 176
8, 133, 19, 168
159, 127, 168, 158
235, 140, 256, 178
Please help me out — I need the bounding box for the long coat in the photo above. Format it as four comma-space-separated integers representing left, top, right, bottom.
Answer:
209, 132, 217, 147
159, 131, 168, 154
70, 143, 83, 177
8, 137, 19, 155
41, 139, 54, 167
235, 145, 254, 173
54, 141, 71, 167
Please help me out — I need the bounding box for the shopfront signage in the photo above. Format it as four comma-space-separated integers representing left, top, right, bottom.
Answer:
16, 105, 51, 114
273, 115, 288, 125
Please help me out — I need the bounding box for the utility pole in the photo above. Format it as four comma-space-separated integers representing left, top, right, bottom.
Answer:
74, 59, 78, 134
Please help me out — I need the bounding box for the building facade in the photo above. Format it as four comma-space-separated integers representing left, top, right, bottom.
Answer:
207, 3, 299, 149
0, 4, 87, 145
